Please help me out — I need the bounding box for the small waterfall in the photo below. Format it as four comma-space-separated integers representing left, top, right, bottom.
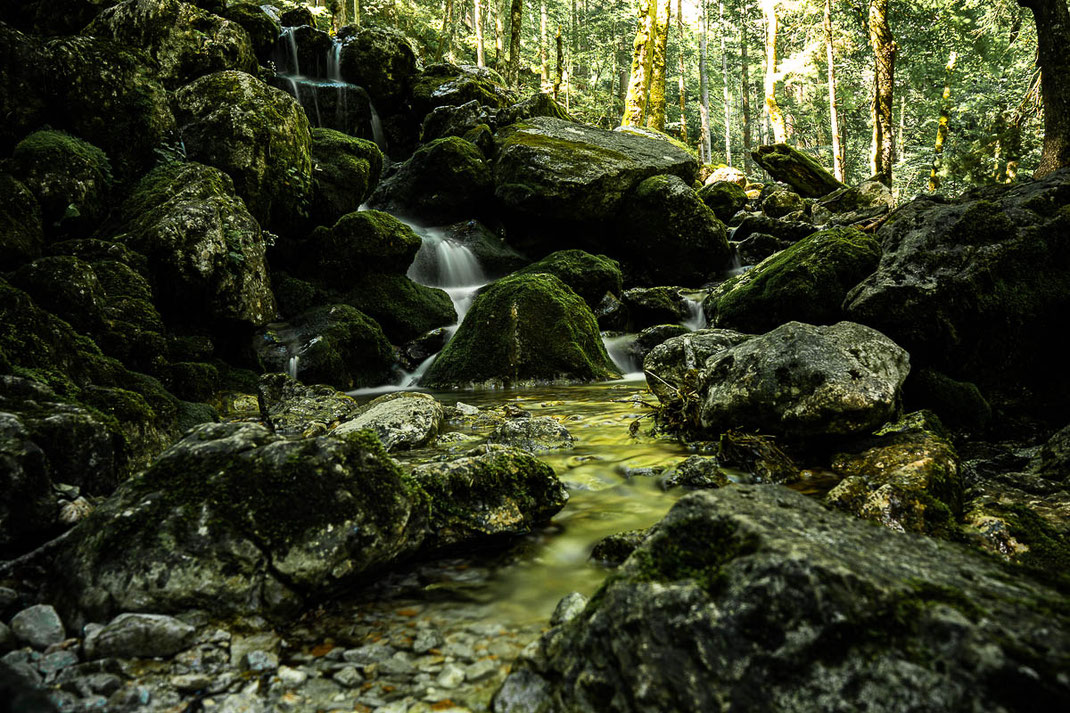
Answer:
287, 355, 300, 379
602, 334, 643, 379
369, 102, 388, 152
278, 26, 300, 75
683, 298, 707, 331
327, 41, 342, 81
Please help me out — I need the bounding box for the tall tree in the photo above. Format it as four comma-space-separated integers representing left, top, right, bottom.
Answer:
1017, 0, 1070, 177
699, 0, 713, 160
678, 0, 687, 144
927, 51, 956, 190
868, 0, 896, 185
824, 0, 845, 181
741, 0, 753, 174
508, 0, 523, 86
646, 0, 672, 131
475, 0, 485, 67
720, 0, 732, 165
555, 24, 564, 99
540, 0, 549, 88
622, 0, 659, 126
760, 0, 787, 142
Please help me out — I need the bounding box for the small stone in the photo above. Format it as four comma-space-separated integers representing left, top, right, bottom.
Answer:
455, 402, 480, 416
38, 648, 79, 676
412, 629, 444, 655
242, 650, 279, 672
441, 641, 475, 662
435, 663, 465, 689
374, 700, 410, 713
343, 643, 396, 665
10, 604, 65, 650
82, 695, 109, 711
379, 652, 415, 676
229, 631, 281, 667
83, 613, 194, 659
550, 592, 588, 626
465, 659, 499, 682
84, 672, 123, 695
171, 673, 213, 692
276, 665, 308, 687
333, 665, 364, 688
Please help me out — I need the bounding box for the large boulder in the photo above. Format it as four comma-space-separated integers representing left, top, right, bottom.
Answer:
219, 2, 280, 62
0, 173, 43, 270
410, 63, 514, 118
643, 328, 753, 405
86, 0, 256, 88
696, 180, 748, 223
843, 169, 1070, 413
115, 161, 276, 333
299, 210, 422, 288
698, 321, 910, 439
512, 250, 622, 309
813, 178, 895, 227
750, 143, 844, 197
309, 129, 383, 228
336, 273, 455, 344
338, 25, 419, 115
615, 174, 732, 285
705, 227, 881, 332
172, 70, 313, 231
496, 486, 1070, 713
421, 273, 620, 388
367, 137, 492, 224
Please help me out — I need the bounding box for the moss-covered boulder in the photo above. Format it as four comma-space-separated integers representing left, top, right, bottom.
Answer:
338, 25, 419, 115
410, 63, 514, 118
368, 137, 492, 225
333, 392, 444, 451
420, 100, 485, 144
696, 180, 748, 223
87, 0, 256, 88
301, 210, 422, 288
338, 273, 456, 344
310, 128, 383, 228
905, 368, 992, 431
257, 372, 359, 437
172, 70, 313, 231
813, 178, 895, 227
11, 131, 112, 239
255, 304, 396, 390
844, 169, 1070, 414
497, 485, 1070, 713
496, 92, 574, 127
513, 249, 622, 308
643, 328, 753, 406
0, 173, 44, 270
705, 227, 881, 333
750, 143, 844, 197
9, 257, 110, 336
731, 212, 818, 244
422, 273, 620, 388
219, 2, 280, 62
616, 174, 732, 285
0, 407, 57, 553
760, 185, 805, 219
116, 161, 276, 332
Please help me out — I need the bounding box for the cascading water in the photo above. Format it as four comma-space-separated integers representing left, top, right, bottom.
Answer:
683, 298, 707, 331
602, 334, 643, 378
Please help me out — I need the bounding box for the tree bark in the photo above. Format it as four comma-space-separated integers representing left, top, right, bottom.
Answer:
699, 0, 712, 160
824, 0, 845, 182
720, 0, 732, 165
555, 25, 564, 99
1018, 0, 1070, 178
508, 0, 523, 86
495, 0, 504, 64
475, 0, 485, 67
646, 0, 672, 131
927, 51, 957, 191
868, 0, 896, 186
741, 0, 752, 175
437, 0, 454, 62
622, 0, 658, 127
677, 0, 687, 143
540, 0, 549, 87
761, 0, 787, 143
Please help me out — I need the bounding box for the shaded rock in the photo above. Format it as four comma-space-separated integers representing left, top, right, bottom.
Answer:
495, 92, 573, 127
421, 274, 619, 388
705, 227, 881, 332
0, 413, 56, 551
301, 210, 422, 288
87, 0, 256, 88
750, 143, 844, 197
660, 456, 730, 490
333, 392, 444, 451
338, 273, 456, 344
410, 445, 568, 549
421, 100, 484, 143
905, 368, 992, 431
278, 6, 313, 27
489, 417, 574, 452
513, 250, 622, 308
593, 292, 628, 332
441, 220, 529, 277
589, 530, 647, 567
0, 173, 43, 270
83, 613, 194, 659
1032, 423, 1070, 482
411, 63, 514, 118
632, 324, 690, 363
172, 70, 313, 231
116, 162, 276, 332
368, 136, 492, 224
10, 605, 64, 651
731, 232, 793, 266
814, 178, 894, 227
643, 328, 753, 405
309, 129, 384, 228
219, 3, 280, 62
760, 185, 805, 219
696, 180, 747, 223
620, 287, 690, 331
257, 373, 359, 436
698, 321, 910, 439
730, 213, 816, 244
9, 256, 109, 336
339, 25, 419, 115
715, 429, 799, 484
499, 485, 1070, 713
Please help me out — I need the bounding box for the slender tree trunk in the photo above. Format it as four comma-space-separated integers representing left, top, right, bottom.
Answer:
677, 0, 687, 143
869, 0, 896, 186
622, 0, 658, 126
1018, 0, 1070, 177
741, 0, 752, 174
475, 0, 485, 66
555, 25, 563, 99
761, 0, 787, 142
699, 0, 712, 161
928, 51, 957, 191
646, 0, 672, 131
540, 0, 549, 87
824, 0, 845, 181
720, 1, 732, 165
508, 0, 523, 86
495, 0, 504, 64
437, 0, 453, 62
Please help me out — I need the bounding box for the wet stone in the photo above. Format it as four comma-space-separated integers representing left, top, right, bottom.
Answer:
333, 664, 364, 687
344, 643, 396, 665
436, 663, 466, 689
38, 648, 78, 677
276, 665, 308, 687
412, 629, 444, 654
171, 673, 213, 692
550, 592, 588, 626
10, 604, 65, 650
242, 649, 279, 672
465, 659, 499, 682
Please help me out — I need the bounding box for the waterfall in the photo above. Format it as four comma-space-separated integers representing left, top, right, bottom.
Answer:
683, 298, 707, 331
327, 41, 342, 81
277, 26, 299, 75
287, 355, 300, 379
602, 334, 643, 379
369, 102, 388, 152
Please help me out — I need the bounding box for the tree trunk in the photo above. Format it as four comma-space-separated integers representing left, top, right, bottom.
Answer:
1018, 0, 1070, 178
540, 0, 549, 87
677, 0, 687, 143
869, 0, 896, 186
437, 0, 453, 62
720, 0, 732, 165
824, 0, 845, 181
927, 51, 956, 191
761, 0, 787, 143
622, 0, 658, 127
555, 25, 564, 99
475, 0, 485, 67
495, 0, 504, 64
646, 0, 672, 131
741, 0, 752, 175
699, 0, 712, 161
508, 0, 523, 86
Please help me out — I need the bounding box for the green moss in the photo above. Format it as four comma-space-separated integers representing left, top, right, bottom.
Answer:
310, 128, 383, 225
697, 180, 748, 223
339, 273, 455, 344
630, 515, 759, 596
983, 503, 1070, 589
308, 210, 422, 284
514, 249, 623, 308
14, 129, 113, 186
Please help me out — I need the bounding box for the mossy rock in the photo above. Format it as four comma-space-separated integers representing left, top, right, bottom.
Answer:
410, 63, 514, 119
750, 143, 844, 198
338, 25, 419, 114
87, 0, 256, 89
47, 238, 149, 276
0, 173, 44, 270
441, 220, 528, 278
310, 128, 383, 228
697, 180, 748, 223
9, 256, 110, 335
495, 92, 574, 127
621, 287, 690, 331
422, 273, 620, 388
89, 259, 153, 302
616, 174, 731, 286
12, 130, 113, 238
513, 249, 623, 309
219, 2, 280, 62
302, 210, 423, 288
338, 273, 456, 344
272, 271, 320, 318
172, 70, 313, 232
706, 226, 881, 333
368, 137, 492, 225
905, 368, 992, 431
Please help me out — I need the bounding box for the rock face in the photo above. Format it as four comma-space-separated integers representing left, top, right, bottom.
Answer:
844, 169, 1070, 412
333, 392, 444, 451
496, 486, 1070, 713
705, 227, 881, 332
750, 143, 844, 197
172, 70, 313, 231
699, 321, 910, 438
116, 161, 276, 332
422, 274, 619, 388
87, 0, 256, 88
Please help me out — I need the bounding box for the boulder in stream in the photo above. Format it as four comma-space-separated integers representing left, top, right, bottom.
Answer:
309, 129, 383, 228
257, 373, 360, 437
643, 328, 753, 405
512, 250, 623, 309
489, 416, 574, 452
333, 392, 444, 451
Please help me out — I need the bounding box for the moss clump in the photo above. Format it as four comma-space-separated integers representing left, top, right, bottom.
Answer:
12, 130, 113, 234
708, 226, 880, 332
697, 180, 748, 223
305, 210, 423, 288
338, 273, 456, 344
513, 249, 623, 308
422, 273, 619, 388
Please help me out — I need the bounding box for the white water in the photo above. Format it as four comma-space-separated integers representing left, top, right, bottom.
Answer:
683, 298, 707, 331
602, 333, 643, 380
369, 103, 388, 152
